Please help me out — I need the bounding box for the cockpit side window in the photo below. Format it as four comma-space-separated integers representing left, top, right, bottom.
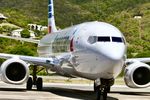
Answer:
88, 36, 97, 44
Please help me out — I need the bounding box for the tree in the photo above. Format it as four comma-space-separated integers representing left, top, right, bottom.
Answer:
8, 44, 36, 56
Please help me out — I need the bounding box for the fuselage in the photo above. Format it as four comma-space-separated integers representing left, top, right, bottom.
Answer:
38, 21, 126, 80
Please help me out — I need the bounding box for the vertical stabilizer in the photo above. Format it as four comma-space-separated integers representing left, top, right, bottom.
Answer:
48, 0, 57, 33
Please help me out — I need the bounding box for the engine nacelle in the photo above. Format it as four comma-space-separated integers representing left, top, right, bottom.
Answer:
124, 61, 150, 88
0, 58, 29, 85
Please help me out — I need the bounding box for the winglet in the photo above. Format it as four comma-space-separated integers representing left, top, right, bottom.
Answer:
48, 0, 57, 33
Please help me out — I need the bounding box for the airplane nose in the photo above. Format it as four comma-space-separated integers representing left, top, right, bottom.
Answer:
95, 43, 126, 61
105, 44, 126, 60
108, 49, 125, 60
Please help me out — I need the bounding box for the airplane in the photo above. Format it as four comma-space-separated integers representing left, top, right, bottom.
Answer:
0, 0, 149, 100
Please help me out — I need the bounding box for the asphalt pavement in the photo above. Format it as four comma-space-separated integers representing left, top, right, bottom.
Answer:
0, 80, 149, 100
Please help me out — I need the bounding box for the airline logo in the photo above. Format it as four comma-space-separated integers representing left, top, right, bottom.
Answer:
70, 38, 74, 52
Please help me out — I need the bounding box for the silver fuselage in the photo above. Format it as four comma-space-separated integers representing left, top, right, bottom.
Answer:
38, 21, 126, 80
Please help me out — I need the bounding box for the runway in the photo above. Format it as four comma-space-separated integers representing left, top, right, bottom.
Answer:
0, 82, 149, 100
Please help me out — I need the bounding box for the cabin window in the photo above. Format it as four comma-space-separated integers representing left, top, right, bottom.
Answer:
52, 35, 70, 53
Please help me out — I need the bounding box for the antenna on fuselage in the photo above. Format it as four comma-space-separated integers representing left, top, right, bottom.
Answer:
48, 0, 57, 33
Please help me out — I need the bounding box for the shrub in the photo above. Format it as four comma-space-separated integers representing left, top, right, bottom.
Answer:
20, 29, 30, 38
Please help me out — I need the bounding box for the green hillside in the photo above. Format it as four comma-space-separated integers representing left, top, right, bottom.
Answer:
0, 0, 47, 27
0, 0, 150, 58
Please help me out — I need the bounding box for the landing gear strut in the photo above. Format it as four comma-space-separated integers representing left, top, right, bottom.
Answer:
94, 78, 114, 100
26, 65, 44, 91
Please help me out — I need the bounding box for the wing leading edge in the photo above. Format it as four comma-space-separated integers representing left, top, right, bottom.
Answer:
0, 53, 72, 67
126, 58, 150, 63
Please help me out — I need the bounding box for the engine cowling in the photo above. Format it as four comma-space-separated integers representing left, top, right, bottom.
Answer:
0, 58, 29, 85
124, 61, 150, 88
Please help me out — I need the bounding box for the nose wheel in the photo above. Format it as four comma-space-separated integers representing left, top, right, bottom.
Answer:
95, 86, 109, 100
94, 78, 114, 100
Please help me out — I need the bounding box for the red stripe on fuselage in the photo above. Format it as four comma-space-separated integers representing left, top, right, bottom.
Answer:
48, 26, 52, 33
70, 38, 74, 52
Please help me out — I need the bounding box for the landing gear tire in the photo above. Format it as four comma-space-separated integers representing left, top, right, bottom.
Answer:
96, 86, 101, 100
103, 87, 108, 100
94, 82, 97, 92
26, 65, 44, 91
96, 87, 108, 100
106, 86, 110, 93
26, 77, 33, 90
94, 78, 114, 100
36, 77, 43, 91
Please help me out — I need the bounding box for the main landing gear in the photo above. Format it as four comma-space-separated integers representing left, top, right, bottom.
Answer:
94, 78, 114, 100
26, 65, 44, 91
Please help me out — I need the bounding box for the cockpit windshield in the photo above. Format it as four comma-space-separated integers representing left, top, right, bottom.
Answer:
112, 37, 123, 43
88, 36, 125, 44
97, 36, 110, 42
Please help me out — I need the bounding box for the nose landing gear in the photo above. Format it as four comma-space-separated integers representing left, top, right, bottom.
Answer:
94, 78, 114, 100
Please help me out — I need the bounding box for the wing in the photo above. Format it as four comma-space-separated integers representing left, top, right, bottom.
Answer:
0, 34, 39, 44
126, 58, 150, 63
0, 53, 72, 67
